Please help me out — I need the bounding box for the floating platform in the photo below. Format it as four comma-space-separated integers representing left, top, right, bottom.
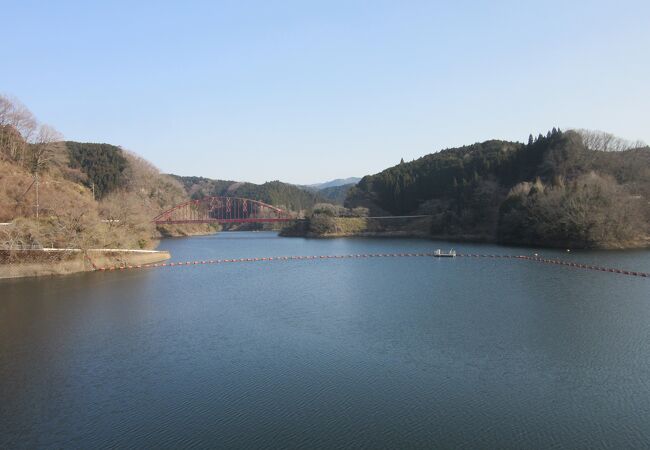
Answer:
434, 249, 456, 257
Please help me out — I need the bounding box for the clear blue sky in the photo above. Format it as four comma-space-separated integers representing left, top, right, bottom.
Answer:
1, 0, 648, 184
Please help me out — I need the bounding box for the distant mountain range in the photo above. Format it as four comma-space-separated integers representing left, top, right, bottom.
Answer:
169, 175, 327, 211
307, 177, 361, 190
293, 177, 361, 204
168, 176, 362, 209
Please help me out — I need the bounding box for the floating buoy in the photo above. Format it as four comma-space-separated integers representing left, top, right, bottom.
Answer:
91, 251, 649, 279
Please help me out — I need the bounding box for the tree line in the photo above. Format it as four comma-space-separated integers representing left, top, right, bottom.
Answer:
346, 129, 650, 248
0, 95, 190, 250
0, 95, 64, 175
171, 175, 327, 213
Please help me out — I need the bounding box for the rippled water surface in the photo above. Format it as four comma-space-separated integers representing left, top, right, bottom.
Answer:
2, 232, 650, 448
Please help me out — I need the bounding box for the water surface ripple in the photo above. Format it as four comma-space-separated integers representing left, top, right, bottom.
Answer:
1, 232, 649, 448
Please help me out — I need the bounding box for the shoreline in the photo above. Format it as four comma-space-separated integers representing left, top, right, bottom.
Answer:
4, 230, 648, 280
156, 223, 220, 238
280, 228, 650, 250
0, 248, 171, 280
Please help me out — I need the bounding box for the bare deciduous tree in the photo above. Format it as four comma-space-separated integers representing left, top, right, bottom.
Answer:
28, 125, 64, 173
575, 129, 647, 152
0, 95, 37, 162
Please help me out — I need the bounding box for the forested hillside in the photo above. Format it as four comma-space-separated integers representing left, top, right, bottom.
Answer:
4, 91, 647, 250
295, 179, 359, 205
65, 141, 129, 198
347, 129, 650, 248
0, 95, 191, 250
318, 183, 355, 205
172, 175, 325, 212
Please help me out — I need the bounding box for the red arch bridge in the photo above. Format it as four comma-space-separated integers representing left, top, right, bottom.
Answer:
153, 196, 295, 225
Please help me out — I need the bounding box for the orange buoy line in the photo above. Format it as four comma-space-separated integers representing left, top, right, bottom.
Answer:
93, 252, 650, 278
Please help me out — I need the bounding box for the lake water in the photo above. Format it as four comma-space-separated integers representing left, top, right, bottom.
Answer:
1, 232, 650, 448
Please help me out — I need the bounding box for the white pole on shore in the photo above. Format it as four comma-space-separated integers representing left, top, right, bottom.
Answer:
35, 174, 39, 220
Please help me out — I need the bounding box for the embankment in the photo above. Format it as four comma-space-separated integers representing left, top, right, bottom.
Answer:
0, 249, 170, 279
156, 223, 220, 238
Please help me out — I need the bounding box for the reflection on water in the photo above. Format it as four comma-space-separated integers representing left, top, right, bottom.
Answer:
1, 232, 649, 448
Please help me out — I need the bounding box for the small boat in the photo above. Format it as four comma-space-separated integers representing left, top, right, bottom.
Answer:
434, 249, 456, 258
